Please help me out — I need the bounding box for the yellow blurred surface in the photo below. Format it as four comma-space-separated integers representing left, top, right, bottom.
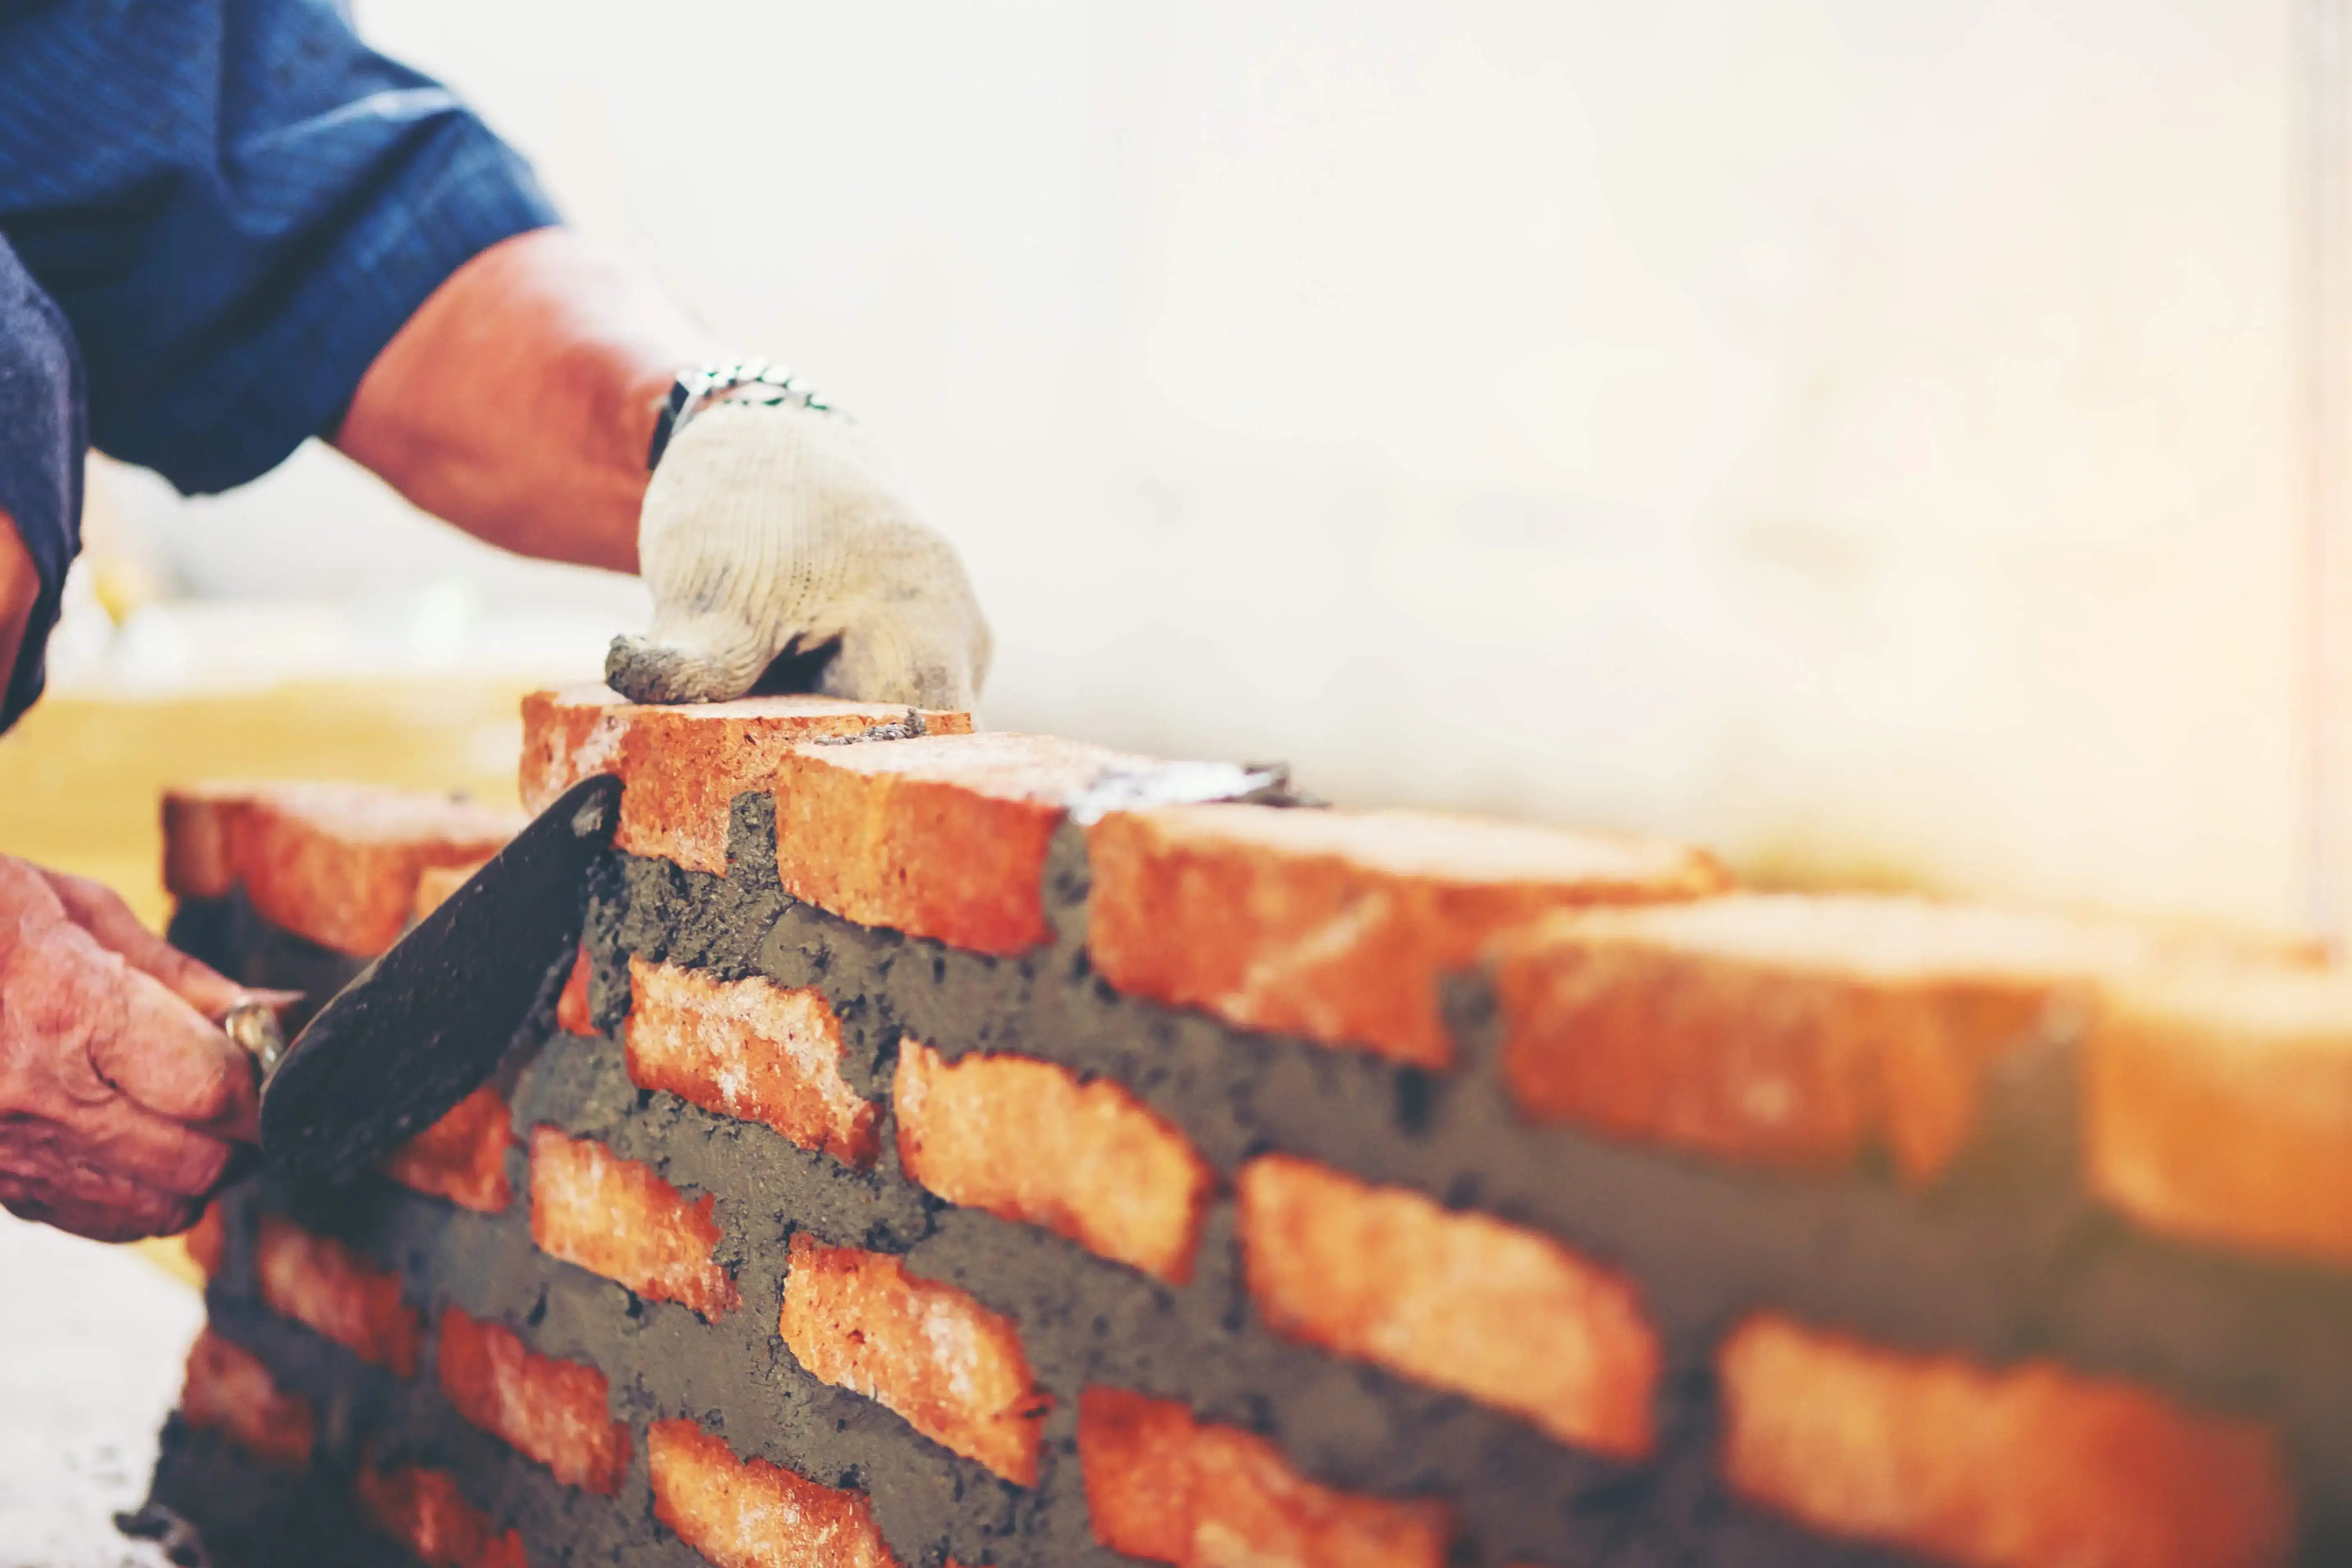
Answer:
0, 678, 537, 929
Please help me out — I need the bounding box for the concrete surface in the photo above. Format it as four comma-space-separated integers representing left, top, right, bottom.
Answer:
0, 1212, 201, 1568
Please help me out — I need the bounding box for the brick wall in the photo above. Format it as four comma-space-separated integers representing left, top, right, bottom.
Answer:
145, 687, 2352, 1568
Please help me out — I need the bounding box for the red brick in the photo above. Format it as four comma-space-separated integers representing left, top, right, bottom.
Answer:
254, 1215, 422, 1376
527, 1126, 740, 1320
1086, 804, 1727, 1068
436, 1306, 629, 1495
2086, 967, 2352, 1267
179, 1327, 313, 1468
627, 957, 877, 1167
648, 1418, 901, 1568
772, 731, 1161, 954
1719, 1313, 2293, 1568
355, 1457, 529, 1568
384, 1084, 514, 1213
181, 1200, 227, 1279
1489, 894, 2201, 1183
411, 857, 491, 921
894, 1039, 1214, 1283
778, 1232, 1049, 1485
521, 685, 972, 875
555, 945, 594, 1036
163, 781, 521, 956
1079, 1386, 1452, 1568
1236, 1155, 1657, 1460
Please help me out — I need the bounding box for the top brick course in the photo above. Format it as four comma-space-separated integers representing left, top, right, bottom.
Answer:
1088, 803, 1729, 1067
1488, 892, 2276, 1183
163, 781, 521, 956
521, 685, 972, 875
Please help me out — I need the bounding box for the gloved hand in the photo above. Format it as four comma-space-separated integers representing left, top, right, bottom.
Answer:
606, 397, 991, 710
0, 856, 264, 1241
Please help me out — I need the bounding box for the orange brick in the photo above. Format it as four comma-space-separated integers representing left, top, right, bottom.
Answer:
555, 946, 594, 1036
1489, 894, 2195, 1183
894, 1039, 1214, 1283
1719, 1313, 2292, 1568
627, 957, 877, 1167
384, 1084, 514, 1213
254, 1215, 422, 1375
181, 1200, 226, 1279
648, 1418, 901, 1568
1237, 1155, 1657, 1460
772, 732, 1160, 954
527, 1126, 739, 1320
2086, 967, 2352, 1267
521, 685, 972, 875
163, 781, 521, 956
411, 858, 491, 921
1079, 1386, 1452, 1568
778, 1232, 1049, 1484
355, 1457, 529, 1568
1086, 804, 1727, 1068
436, 1306, 629, 1495
179, 1327, 314, 1468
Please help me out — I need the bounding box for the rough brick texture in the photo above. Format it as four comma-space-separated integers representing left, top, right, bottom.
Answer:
627, 957, 877, 1167
1719, 1314, 2292, 1568
1080, 1386, 1453, 1568
521, 685, 972, 875
383, 1084, 514, 1213
779, 1232, 1050, 1485
528, 1126, 740, 1320
895, 1039, 1214, 1283
648, 1419, 901, 1568
1089, 803, 1728, 1068
1489, 893, 2184, 1182
354, 1458, 529, 1568
437, 1307, 630, 1495
178, 1327, 314, 1468
163, 781, 521, 955
2087, 968, 2352, 1267
255, 1214, 422, 1376
1238, 1154, 1658, 1460
771, 731, 1160, 954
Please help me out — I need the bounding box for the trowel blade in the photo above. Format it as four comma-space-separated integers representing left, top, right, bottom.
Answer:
257, 773, 621, 1188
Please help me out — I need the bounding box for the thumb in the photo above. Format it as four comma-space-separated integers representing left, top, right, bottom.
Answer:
606, 606, 779, 704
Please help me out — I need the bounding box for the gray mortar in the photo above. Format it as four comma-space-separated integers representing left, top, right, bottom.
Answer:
149, 786, 2352, 1568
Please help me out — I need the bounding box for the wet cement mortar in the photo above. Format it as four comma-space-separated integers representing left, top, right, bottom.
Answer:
152, 791, 2352, 1567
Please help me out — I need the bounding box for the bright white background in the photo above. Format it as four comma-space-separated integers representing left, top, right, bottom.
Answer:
90, 1, 2312, 934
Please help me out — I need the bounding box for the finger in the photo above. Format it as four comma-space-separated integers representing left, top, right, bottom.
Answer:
820, 602, 985, 709
38, 868, 250, 1018
0, 1097, 238, 1198
90, 967, 260, 1141
0, 1171, 200, 1244
606, 609, 777, 704
0, 1120, 217, 1240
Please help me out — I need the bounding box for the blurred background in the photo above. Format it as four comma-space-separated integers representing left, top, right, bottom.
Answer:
0, 0, 2334, 945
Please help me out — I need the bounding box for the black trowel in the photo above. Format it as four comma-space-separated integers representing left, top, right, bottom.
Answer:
232, 774, 622, 1188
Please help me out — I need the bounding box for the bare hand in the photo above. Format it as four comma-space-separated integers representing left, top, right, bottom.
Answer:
0, 857, 268, 1241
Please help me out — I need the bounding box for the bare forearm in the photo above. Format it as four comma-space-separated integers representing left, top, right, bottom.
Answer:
333, 229, 722, 574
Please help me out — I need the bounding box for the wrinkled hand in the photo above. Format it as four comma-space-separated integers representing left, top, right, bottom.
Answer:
606, 399, 991, 709
0, 857, 264, 1241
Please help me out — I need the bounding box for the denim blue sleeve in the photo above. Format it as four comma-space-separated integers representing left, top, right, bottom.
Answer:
0, 0, 561, 497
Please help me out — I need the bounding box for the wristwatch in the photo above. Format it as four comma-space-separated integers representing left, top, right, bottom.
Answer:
647, 360, 836, 471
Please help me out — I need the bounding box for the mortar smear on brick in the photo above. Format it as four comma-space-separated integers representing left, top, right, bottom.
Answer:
649, 1418, 903, 1568
528, 1125, 740, 1321
254, 1214, 422, 1376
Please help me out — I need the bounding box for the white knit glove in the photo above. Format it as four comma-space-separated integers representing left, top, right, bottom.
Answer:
606, 399, 990, 709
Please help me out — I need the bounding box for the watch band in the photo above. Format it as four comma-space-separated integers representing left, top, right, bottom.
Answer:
647, 360, 836, 471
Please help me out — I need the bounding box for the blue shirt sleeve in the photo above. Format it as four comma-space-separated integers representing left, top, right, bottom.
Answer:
0, 0, 561, 496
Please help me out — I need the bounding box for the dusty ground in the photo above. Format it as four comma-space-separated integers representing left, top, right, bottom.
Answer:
0, 1212, 200, 1568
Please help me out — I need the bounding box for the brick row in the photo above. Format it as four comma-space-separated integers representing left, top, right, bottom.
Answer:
254, 1214, 423, 1376
436, 1306, 630, 1496
648, 1419, 903, 1568
354, 1456, 529, 1568
177, 1327, 314, 1469
383, 1084, 514, 1213
164, 780, 520, 956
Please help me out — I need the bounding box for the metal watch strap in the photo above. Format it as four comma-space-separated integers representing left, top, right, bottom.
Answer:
646, 360, 836, 471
